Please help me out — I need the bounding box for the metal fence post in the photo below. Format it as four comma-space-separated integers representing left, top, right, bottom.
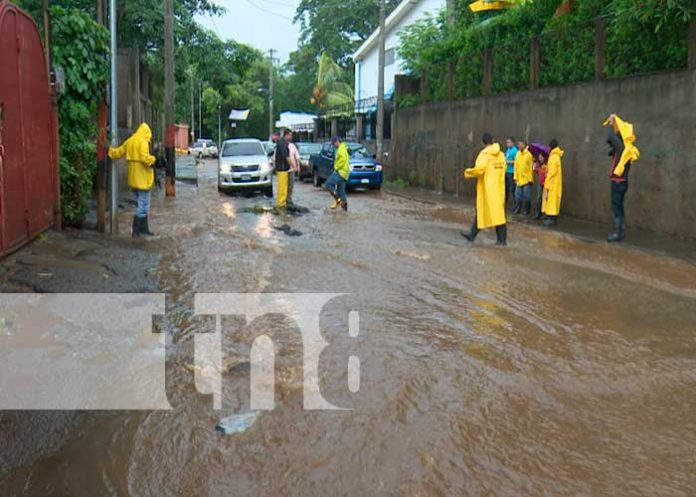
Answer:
594, 17, 607, 81
688, 2, 696, 69
483, 49, 492, 96
530, 36, 540, 90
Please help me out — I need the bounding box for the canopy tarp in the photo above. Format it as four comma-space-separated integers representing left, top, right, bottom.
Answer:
469, 0, 516, 12
228, 108, 251, 121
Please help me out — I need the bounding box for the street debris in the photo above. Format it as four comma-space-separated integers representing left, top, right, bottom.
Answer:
273, 224, 303, 237
216, 411, 260, 435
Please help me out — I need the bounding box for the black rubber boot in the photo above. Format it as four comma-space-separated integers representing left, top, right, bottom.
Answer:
542, 216, 558, 227
461, 221, 479, 243
524, 200, 531, 216
132, 216, 142, 237
512, 197, 521, 215
142, 216, 155, 236
495, 225, 507, 246
608, 216, 624, 242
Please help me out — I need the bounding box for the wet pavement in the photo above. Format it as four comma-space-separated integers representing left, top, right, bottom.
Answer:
1, 159, 695, 496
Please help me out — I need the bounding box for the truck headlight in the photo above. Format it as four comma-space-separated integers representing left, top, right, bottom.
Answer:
375, 164, 383, 172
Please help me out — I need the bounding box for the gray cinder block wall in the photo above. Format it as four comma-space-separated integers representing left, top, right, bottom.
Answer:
390, 70, 696, 238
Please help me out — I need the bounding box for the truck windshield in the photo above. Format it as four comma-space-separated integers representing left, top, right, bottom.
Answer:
221, 142, 265, 157
347, 145, 372, 159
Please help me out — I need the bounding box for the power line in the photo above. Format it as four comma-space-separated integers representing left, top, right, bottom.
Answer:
255, 0, 298, 10
243, 0, 294, 21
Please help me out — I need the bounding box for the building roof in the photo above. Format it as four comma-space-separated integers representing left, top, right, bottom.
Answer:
352, 0, 426, 61
275, 112, 317, 131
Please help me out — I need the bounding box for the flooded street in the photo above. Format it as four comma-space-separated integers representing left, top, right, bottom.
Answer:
2, 159, 695, 497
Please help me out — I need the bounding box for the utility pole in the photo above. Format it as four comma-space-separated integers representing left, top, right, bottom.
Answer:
190, 72, 195, 143
218, 105, 222, 147
199, 81, 203, 138
96, 0, 107, 233
109, 0, 119, 234
268, 49, 275, 139
164, 0, 176, 197
376, 0, 386, 160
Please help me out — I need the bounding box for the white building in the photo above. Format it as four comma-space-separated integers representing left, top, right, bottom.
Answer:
352, 0, 447, 105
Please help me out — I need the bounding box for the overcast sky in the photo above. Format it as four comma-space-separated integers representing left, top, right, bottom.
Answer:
197, 0, 302, 62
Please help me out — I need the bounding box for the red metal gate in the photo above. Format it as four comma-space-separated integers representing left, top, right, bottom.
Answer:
0, 1, 59, 258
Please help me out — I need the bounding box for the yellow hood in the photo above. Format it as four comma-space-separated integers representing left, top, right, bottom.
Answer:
603, 114, 639, 176
483, 142, 503, 158
133, 123, 152, 143
550, 146, 564, 158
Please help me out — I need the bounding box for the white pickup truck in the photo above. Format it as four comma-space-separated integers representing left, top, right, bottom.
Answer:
190, 139, 219, 158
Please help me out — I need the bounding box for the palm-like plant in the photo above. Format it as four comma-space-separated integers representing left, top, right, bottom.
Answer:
311, 53, 354, 110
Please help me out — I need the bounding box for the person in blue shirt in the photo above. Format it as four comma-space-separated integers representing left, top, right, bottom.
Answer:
504, 137, 518, 209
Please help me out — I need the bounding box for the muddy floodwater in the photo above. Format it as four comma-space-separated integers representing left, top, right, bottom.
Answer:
1, 160, 695, 496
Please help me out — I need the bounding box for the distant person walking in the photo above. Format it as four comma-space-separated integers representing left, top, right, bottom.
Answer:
542, 139, 563, 227
461, 133, 507, 245
513, 139, 534, 215
108, 123, 157, 237
604, 114, 640, 242
325, 136, 350, 211
274, 129, 293, 210
504, 137, 518, 208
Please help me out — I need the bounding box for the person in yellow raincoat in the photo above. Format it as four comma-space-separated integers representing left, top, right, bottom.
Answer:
604, 114, 639, 242
513, 139, 534, 216
325, 136, 350, 211
461, 133, 507, 245
542, 139, 563, 227
108, 123, 157, 236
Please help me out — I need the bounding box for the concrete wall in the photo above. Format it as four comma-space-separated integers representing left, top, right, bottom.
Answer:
390, 70, 696, 238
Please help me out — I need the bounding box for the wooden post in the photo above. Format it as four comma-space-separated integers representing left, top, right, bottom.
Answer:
688, 2, 696, 69
530, 36, 540, 90
164, 0, 176, 197
448, 59, 457, 100
420, 69, 428, 104
331, 117, 338, 138
483, 48, 492, 96
594, 17, 607, 81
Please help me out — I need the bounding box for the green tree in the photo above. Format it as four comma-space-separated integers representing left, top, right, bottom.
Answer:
311, 53, 354, 110
49, 5, 110, 224
295, 0, 401, 64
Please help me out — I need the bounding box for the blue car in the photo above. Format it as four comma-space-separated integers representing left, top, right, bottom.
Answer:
310, 142, 383, 190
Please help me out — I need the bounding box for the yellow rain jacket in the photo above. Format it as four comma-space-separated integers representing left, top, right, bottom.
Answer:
334, 143, 350, 180
513, 146, 534, 186
603, 114, 640, 177
464, 143, 506, 229
542, 147, 563, 216
108, 123, 157, 191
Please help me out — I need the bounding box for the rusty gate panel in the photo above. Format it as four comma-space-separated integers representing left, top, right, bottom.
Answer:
0, 1, 58, 258
17, 6, 56, 235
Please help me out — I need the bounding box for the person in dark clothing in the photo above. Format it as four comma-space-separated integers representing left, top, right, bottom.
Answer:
607, 127, 628, 241
604, 114, 639, 242
275, 129, 292, 209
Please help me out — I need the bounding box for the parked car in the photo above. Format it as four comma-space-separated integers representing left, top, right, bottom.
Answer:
191, 139, 218, 158
218, 139, 274, 196
296, 142, 322, 181
311, 142, 383, 190
263, 141, 276, 157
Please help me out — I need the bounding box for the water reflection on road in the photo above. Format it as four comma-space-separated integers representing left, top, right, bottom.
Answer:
2, 160, 695, 497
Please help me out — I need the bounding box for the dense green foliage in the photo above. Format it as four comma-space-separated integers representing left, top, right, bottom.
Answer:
399, 0, 693, 103
49, 6, 109, 224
